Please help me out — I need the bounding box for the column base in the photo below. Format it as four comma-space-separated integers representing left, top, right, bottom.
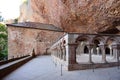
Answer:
88, 60, 93, 64
102, 60, 107, 63
113, 58, 118, 62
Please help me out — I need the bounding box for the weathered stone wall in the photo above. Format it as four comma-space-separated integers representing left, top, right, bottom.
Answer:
30, 0, 120, 33
8, 26, 63, 59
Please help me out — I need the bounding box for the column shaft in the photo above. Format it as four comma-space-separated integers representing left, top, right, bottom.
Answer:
68, 43, 78, 64
99, 44, 107, 63
112, 44, 120, 61
87, 44, 93, 63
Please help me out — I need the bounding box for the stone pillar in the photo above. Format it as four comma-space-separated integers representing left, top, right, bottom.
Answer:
112, 44, 120, 61
55, 50, 57, 57
117, 46, 119, 62
112, 45, 117, 59
99, 44, 107, 63
116, 45, 119, 62
68, 43, 78, 64
58, 49, 60, 58
55, 49, 56, 57
56, 48, 59, 58
87, 44, 93, 63
53, 49, 56, 57
110, 47, 113, 56
60, 45, 63, 60
63, 46, 66, 61
96, 47, 100, 55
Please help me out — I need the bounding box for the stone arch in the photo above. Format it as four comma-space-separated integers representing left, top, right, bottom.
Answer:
75, 35, 91, 53
105, 36, 119, 58
76, 35, 91, 43
92, 36, 105, 55
92, 35, 105, 44
75, 35, 91, 63
76, 35, 90, 53
106, 36, 119, 44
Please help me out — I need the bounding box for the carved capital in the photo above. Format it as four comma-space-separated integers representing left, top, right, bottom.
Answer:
99, 44, 107, 49
112, 44, 120, 49
68, 43, 78, 48
86, 44, 94, 49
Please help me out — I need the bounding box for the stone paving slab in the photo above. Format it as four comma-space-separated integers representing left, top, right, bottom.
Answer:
2, 56, 120, 80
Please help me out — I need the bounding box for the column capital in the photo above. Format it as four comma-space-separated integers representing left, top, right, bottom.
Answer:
68, 43, 78, 45
86, 43, 94, 46
68, 43, 78, 48
112, 44, 120, 49
99, 44, 107, 48
99, 44, 107, 46
86, 43, 94, 49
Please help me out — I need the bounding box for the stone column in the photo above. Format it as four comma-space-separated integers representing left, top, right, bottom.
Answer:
96, 47, 100, 55
68, 43, 78, 64
112, 45, 117, 59
117, 46, 119, 62
53, 49, 55, 56
53, 49, 55, 57
87, 44, 93, 63
59, 49, 61, 59
60, 45, 63, 60
63, 46, 66, 61
55, 49, 57, 57
112, 44, 119, 61
99, 44, 107, 63
110, 47, 113, 56
56, 48, 59, 58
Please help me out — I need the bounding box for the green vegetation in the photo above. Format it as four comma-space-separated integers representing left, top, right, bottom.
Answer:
0, 14, 4, 22
0, 23, 8, 60
14, 18, 18, 24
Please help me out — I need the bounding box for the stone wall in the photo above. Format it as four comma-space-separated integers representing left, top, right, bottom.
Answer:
8, 26, 63, 59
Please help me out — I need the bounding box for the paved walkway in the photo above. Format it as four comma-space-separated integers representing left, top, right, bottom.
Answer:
2, 56, 120, 80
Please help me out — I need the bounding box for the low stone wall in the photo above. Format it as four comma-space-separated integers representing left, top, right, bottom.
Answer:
52, 56, 120, 71
68, 62, 120, 71
0, 56, 33, 79
0, 55, 30, 65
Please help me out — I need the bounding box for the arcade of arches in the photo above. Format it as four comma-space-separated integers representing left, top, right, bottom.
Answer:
50, 33, 120, 70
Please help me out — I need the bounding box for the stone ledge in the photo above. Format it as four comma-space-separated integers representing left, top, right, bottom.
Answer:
68, 62, 120, 71
0, 55, 30, 65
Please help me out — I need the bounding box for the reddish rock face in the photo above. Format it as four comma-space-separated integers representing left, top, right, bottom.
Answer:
30, 0, 120, 33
